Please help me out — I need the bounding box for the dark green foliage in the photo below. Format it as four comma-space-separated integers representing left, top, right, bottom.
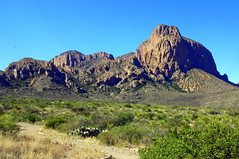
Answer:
45, 116, 68, 129
112, 111, 134, 126
157, 112, 167, 120
70, 105, 92, 116
208, 110, 221, 115
26, 113, 40, 123
124, 104, 132, 108
139, 119, 239, 159
90, 112, 111, 130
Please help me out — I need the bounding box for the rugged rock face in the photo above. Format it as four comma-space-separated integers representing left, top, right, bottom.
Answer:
5, 58, 48, 80
136, 25, 220, 78
3, 58, 86, 93
51, 50, 114, 69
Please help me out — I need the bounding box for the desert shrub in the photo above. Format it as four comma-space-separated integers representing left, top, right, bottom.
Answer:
24, 106, 40, 114
2, 102, 13, 110
56, 115, 93, 133
70, 105, 92, 116
45, 116, 68, 129
98, 129, 119, 146
0, 114, 20, 135
139, 120, 239, 159
228, 110, 239, 117
90, 112, 112, 129
208, 110, 221, 115
157, 112, 167, 120
191, 113, 199, 120
112, 111, 134, 127
98, 124, 148, 146
26, 113, 41, 123
124, 104, 132, 108
0, 105, 4, 115
167, 115, 184, 127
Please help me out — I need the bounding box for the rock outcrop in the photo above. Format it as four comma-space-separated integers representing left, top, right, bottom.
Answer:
51, 50, 114, 69
136, 25, 220, 79
5, 58, 48, 80
4, 58, 86, 93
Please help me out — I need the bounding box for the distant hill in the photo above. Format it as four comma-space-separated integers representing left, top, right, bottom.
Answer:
0, 24, 238, 108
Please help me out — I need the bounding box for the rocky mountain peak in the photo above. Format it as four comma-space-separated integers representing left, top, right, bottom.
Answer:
51, 50, 85, 68
136, 24, 220, 78
151, 24, 181, 38
60, 50, 84, 56
87, 51, 114, 60
6, 58, 48, 71
4, 58, 49, 80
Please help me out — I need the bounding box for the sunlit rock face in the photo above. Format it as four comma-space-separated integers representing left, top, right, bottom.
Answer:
136, 24, 220, 79
51, 50, 114, 69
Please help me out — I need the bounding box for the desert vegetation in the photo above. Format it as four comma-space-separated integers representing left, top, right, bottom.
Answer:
0, 97, 239, 158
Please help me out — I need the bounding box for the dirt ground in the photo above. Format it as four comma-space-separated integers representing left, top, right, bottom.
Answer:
18, 122, 139, 159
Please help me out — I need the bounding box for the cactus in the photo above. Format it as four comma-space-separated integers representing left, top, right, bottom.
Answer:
68, 126, 106, 138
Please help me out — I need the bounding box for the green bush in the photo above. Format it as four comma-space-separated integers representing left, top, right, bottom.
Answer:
26, 113, 41, 123
90, 112, 112, 129
0, 114, 20, 134
45, 116, 68, 129
98, 124, 148, 146
2, 102, 13, 110
112, 111, 134, 127
98, 130, 119, 146
139, 121, 239, 159
24, 106, 40, 114
157, 112, 167, 120
0, 105, 4, 115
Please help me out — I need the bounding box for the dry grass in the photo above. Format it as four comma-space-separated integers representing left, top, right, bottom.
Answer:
67, 147, 106, 159
0, 134, 71, 159
0, 131, 106, 159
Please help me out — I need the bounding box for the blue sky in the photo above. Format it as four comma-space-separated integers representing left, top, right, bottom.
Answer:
0, 0, 239, 83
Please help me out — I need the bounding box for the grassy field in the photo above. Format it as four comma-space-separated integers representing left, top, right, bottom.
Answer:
0, 97, 239, 158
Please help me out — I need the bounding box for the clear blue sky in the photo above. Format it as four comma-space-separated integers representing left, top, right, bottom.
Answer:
1, 0, 239, 83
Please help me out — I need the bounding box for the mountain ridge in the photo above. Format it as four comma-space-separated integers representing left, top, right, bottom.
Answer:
0, 24, 238, 107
